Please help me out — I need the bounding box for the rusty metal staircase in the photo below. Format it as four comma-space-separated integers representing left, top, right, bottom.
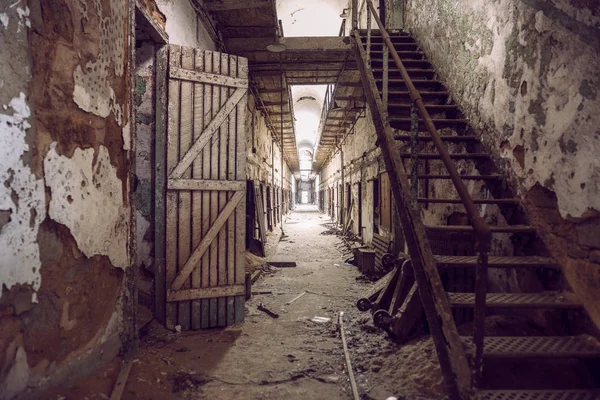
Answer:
351, 1, 600, 399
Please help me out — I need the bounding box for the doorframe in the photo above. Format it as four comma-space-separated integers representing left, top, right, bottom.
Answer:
132, 0, 169, 325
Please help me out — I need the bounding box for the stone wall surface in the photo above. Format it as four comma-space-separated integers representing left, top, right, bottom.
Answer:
405, 0, 600, 329
0, 0, 133, 397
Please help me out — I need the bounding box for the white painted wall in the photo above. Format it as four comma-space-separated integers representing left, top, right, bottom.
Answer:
156, 0, 216, 50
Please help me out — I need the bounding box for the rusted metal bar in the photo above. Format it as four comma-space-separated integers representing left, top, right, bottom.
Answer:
473, 252, 489, 386
410, 105, 418, 206
365, 0, 491, 253
352, 0, 359, 30
366, 11, 372, 67
339, 18, 347, 36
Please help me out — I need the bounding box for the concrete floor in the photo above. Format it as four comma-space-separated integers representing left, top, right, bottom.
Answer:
42, 206, 444, 400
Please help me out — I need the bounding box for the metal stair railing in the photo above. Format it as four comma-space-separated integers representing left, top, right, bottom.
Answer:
351, 0, 493, 396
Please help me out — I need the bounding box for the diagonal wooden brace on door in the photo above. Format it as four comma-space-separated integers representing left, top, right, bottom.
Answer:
169, 87, 247, 179
170, 191, 244, 291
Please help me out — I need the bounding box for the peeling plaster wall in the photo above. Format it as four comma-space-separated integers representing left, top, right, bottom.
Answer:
135, 40, 156, 273
406, 0, 600, 329
0, 0, 133, 397
156, 0, 216, 50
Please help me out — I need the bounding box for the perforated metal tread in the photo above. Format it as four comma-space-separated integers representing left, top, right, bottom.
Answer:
426, 225, 535, 233
461, 336, 600, 358
477, 390, 600, 400
434, 255, 557, 268
447, 292, 582, 308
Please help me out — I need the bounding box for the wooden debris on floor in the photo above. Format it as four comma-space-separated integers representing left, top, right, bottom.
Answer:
356, 258, 424, 342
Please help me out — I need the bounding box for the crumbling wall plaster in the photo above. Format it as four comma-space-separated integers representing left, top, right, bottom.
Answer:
44, 143, 129, 269
406, 0, 600, 220
135, 40, 156, 272
0, 93, 46, 297
1, 0, 133, 397
72, 0, 127, 126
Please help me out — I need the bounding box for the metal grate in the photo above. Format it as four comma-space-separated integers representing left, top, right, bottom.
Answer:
447, 292, 582, 308
462, 336, 600, 358
478, 390, 600, 400
434, 255, 557, 268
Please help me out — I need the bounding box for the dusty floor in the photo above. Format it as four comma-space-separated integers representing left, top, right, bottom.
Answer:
42, 206, 445, 400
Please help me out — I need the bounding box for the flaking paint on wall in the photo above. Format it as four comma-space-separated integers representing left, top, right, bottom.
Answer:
0, 93, 45, 298
406, 0, 600, 219
72, 0, 126, 126
44, 143, 129, 269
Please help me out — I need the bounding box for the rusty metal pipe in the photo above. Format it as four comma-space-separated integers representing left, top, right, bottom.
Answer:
364, 0, 491, 251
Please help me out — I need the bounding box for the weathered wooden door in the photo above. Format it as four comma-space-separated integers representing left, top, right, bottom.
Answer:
165, 45, 247, 330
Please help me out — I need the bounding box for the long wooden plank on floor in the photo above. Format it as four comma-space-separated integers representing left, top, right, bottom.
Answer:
235, 55, 248, 323
226, 53, 237, 325
191, 48, 205, 330
209, 51, 220, 328
200, 50, 212, 329
177, 46, 194, 331
165, 45, 181, 330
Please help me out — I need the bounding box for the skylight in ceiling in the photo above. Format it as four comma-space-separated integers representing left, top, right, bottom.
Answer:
277, 0, 350, 37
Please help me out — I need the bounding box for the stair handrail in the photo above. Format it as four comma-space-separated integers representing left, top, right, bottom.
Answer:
362, 0, 492, 388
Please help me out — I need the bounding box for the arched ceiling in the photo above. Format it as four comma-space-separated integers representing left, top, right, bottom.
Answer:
291, 85, 327, 180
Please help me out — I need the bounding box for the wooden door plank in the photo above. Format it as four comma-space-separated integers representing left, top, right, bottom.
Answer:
191, 48, 205, 330
200, 50, 212, 329
165, 44, 181, 329
227, 54, 237, 325
217, 51, 229, 327
177, 46, 194, 331
168, 284, 245, 302
170, 66, 248, 88
235, 56, 248, 324
169, 87, 247, 179
168, 179, 245, 191
209, 50, 221, 328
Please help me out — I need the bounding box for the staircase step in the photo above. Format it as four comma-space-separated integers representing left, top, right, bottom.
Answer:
366, 43, 420, 50
416, 174, 501, 180
369, 50, 425, 59
477, 390, 600, 400
395, 134, 479, 142
387, 91, 450, 103
426, 224, 535, 233
369, 48, 424, 55
379, 79, 444, 89
399, 152, 489, 160
434, 255, 557, 268
417, 198, 518, 205
461, 335, 600, 359
373, 68, 435, 79
391, 118, 468, 130
370, 59, 431, 68
447, 292, 582, 308
387, 103, 457, 112
358, 29, 410, 36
